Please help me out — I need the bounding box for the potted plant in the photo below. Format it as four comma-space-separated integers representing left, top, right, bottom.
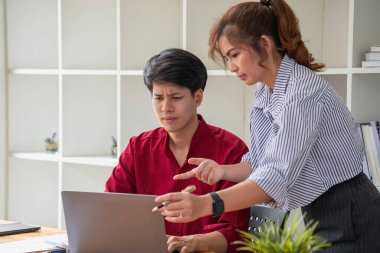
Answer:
111, 136, 117, 158
234, 210, 331, 253
45, 132, 58, 153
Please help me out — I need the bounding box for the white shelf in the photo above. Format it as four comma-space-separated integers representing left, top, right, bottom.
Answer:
62, 156, 117, 167
352, 68, 380, 74
8, 68, 356, 76
9, 69, 59, 75
9, 152, 117, 167
120, 70, 144, 76
319, 68, 349, 75
62, 69, 118, 75
10, 152, 59, 162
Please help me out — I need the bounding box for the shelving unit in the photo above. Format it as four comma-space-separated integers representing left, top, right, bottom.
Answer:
4, 0, 380, 228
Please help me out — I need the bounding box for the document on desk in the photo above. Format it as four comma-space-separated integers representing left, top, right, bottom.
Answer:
0, 234, 68, 253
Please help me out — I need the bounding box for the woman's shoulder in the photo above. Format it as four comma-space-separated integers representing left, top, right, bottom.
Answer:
287, 62, 329, 98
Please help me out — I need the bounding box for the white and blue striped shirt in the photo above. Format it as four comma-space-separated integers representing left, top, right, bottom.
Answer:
242, 55, 364, 210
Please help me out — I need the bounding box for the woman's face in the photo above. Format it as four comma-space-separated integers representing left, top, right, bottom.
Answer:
218, 35, 268, 86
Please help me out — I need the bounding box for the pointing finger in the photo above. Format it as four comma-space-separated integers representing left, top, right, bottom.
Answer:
173, 170, 195, 180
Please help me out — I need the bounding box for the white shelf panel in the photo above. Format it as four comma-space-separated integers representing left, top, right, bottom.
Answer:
62, 155, 117, 167
8, 68, 353, 76
62, 69, 118, 75
352, 68, 380, 74
120, 70, 144, 76
8, 158, 59, 227
61, 0, 117, 69
9, 69, 59, 75
6, 0, 58, 69
120, 0, 180, 69
8, 75, 59, 151
120, 76, 159, 150
320, 68, 349, 75
10, 152, 59, 162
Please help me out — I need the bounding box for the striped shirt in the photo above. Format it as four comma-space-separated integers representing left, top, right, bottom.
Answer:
242, 55, 364, 210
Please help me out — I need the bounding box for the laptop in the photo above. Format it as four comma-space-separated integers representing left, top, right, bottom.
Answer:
62, 191, 168, 253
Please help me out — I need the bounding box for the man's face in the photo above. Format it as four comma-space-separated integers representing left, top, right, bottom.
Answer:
152, 82, 202, 134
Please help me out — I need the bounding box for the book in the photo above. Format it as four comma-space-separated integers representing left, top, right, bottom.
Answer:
356, 123, 372, 180
361, 124, 380, 186
370, 121, 380, 177
362, 60, 380, 68
365, 51, 380, 61
370, 45, 380, 52
0, 222, 41, 236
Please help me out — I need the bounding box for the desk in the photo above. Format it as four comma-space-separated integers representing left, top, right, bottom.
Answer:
0, 220, 65, 244
1, 220, 213, 253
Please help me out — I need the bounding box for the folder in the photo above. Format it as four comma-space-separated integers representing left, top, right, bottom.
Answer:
0, 222, 41, 236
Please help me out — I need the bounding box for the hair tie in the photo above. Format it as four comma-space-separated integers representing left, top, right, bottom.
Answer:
260, 0, 271, 7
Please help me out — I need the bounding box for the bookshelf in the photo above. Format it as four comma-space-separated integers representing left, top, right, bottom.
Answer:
4, 0, 380, 228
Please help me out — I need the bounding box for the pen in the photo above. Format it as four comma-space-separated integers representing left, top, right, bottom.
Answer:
152, 185, 196, 212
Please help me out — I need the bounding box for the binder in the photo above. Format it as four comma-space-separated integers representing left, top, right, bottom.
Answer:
0, 222, 41, 236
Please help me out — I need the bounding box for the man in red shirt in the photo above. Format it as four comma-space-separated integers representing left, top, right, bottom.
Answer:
105, 48, 249, 253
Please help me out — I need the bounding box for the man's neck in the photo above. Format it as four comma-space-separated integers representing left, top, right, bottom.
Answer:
167, 117, 200, 167
168, 118, 199, 150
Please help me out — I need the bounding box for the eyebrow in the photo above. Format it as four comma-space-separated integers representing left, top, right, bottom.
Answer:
152, 91, 182, 96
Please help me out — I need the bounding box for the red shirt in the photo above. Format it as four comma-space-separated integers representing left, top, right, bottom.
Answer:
105, 115, 250, 252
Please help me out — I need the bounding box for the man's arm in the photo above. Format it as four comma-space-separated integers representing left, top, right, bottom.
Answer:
105, 140, 136, 193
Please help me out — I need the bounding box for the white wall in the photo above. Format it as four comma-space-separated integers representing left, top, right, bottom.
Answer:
0, 0, 7, 219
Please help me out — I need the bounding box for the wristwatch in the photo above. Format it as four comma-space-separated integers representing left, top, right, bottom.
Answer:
209, 192, 224, 217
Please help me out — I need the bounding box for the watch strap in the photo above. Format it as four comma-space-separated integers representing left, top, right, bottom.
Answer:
209, 192, 224, 217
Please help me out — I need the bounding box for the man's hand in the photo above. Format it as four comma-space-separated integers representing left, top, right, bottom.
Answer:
167, 234, 201, 253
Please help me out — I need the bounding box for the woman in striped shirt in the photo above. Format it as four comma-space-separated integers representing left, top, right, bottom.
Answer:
156, 0, 380, 252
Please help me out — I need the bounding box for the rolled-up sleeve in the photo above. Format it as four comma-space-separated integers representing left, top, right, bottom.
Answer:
249, 95, 324, 209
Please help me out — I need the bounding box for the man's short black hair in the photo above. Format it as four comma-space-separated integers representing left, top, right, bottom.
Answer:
143, 48, 207, 95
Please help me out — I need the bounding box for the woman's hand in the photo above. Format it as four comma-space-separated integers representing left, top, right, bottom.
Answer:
155, 192, 212, 223
174, 158, 225, 185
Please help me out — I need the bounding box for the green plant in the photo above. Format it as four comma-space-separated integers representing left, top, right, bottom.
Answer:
45, 132, 57, 144
234, 210, 331, 253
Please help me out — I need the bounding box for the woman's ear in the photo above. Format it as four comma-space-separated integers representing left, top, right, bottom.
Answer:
259, 35, 281, 67
259, 35, 275, 53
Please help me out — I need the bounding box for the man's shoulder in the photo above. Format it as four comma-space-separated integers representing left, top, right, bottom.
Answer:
204, 123, 246, 148
130, 127, 165, 144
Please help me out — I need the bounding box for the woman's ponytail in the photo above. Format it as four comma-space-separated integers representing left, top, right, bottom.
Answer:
270, 0, 324, 71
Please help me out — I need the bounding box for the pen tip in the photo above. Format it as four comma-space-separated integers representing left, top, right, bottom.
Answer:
152, 207, 158, 212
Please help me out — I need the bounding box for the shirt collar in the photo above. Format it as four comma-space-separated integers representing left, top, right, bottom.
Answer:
188, 114, 209, 149
254, 54, 295, 110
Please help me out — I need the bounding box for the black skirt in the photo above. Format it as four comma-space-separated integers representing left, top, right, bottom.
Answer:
301, 172, 380, 253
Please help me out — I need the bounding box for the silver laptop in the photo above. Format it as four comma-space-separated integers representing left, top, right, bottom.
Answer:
62, 191, 168, 253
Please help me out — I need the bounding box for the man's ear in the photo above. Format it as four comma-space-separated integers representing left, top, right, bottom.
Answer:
195, 89, 203, 106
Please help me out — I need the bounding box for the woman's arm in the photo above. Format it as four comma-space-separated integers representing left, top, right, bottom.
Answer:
156, 179, 272, 223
